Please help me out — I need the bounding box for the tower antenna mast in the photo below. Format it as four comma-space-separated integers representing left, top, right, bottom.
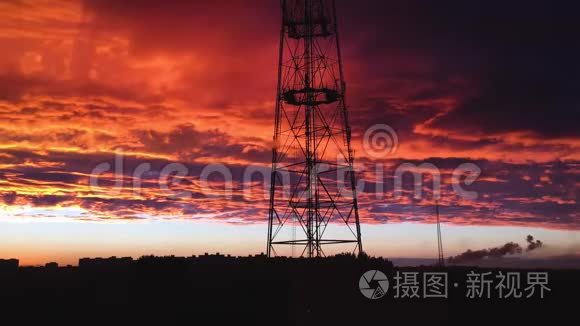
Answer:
267, 0, 362, 257
436, 200, 445, 267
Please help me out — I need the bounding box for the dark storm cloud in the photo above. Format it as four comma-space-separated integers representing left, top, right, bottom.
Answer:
0, 73, 43, 101
337, 0, 580, 138
357, 157, 579, 228
0, 72, 161, 104
82, 0, 279, 54
30, 194, 75, 206
1, 191, 17, 205
1, 142, 578, 227
133, 123, 270, 162
0, 146, 272, 220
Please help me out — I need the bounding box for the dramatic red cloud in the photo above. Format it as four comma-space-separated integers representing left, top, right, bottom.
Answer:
0, 0, 578, 231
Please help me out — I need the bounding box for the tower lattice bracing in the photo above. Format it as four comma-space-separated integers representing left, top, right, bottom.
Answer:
267, 0, 362, 257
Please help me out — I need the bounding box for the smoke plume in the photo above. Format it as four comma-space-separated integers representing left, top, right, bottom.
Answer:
449, 235, 545, 264
448, 242, 522, 264
526, 235, 543, 251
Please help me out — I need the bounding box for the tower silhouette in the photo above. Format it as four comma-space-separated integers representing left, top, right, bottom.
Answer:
435, 200, 445, 266
267, 0, 362, 257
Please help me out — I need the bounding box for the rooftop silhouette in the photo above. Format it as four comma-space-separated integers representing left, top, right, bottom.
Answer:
0, 253, 575, 324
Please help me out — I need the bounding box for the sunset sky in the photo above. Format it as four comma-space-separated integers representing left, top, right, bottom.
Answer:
0, 0, 578, 265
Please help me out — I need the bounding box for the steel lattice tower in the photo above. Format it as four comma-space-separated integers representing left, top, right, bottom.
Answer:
267, 0, 362, 257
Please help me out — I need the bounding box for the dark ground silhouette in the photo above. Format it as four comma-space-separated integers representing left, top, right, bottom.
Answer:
0, 254, 577, 325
